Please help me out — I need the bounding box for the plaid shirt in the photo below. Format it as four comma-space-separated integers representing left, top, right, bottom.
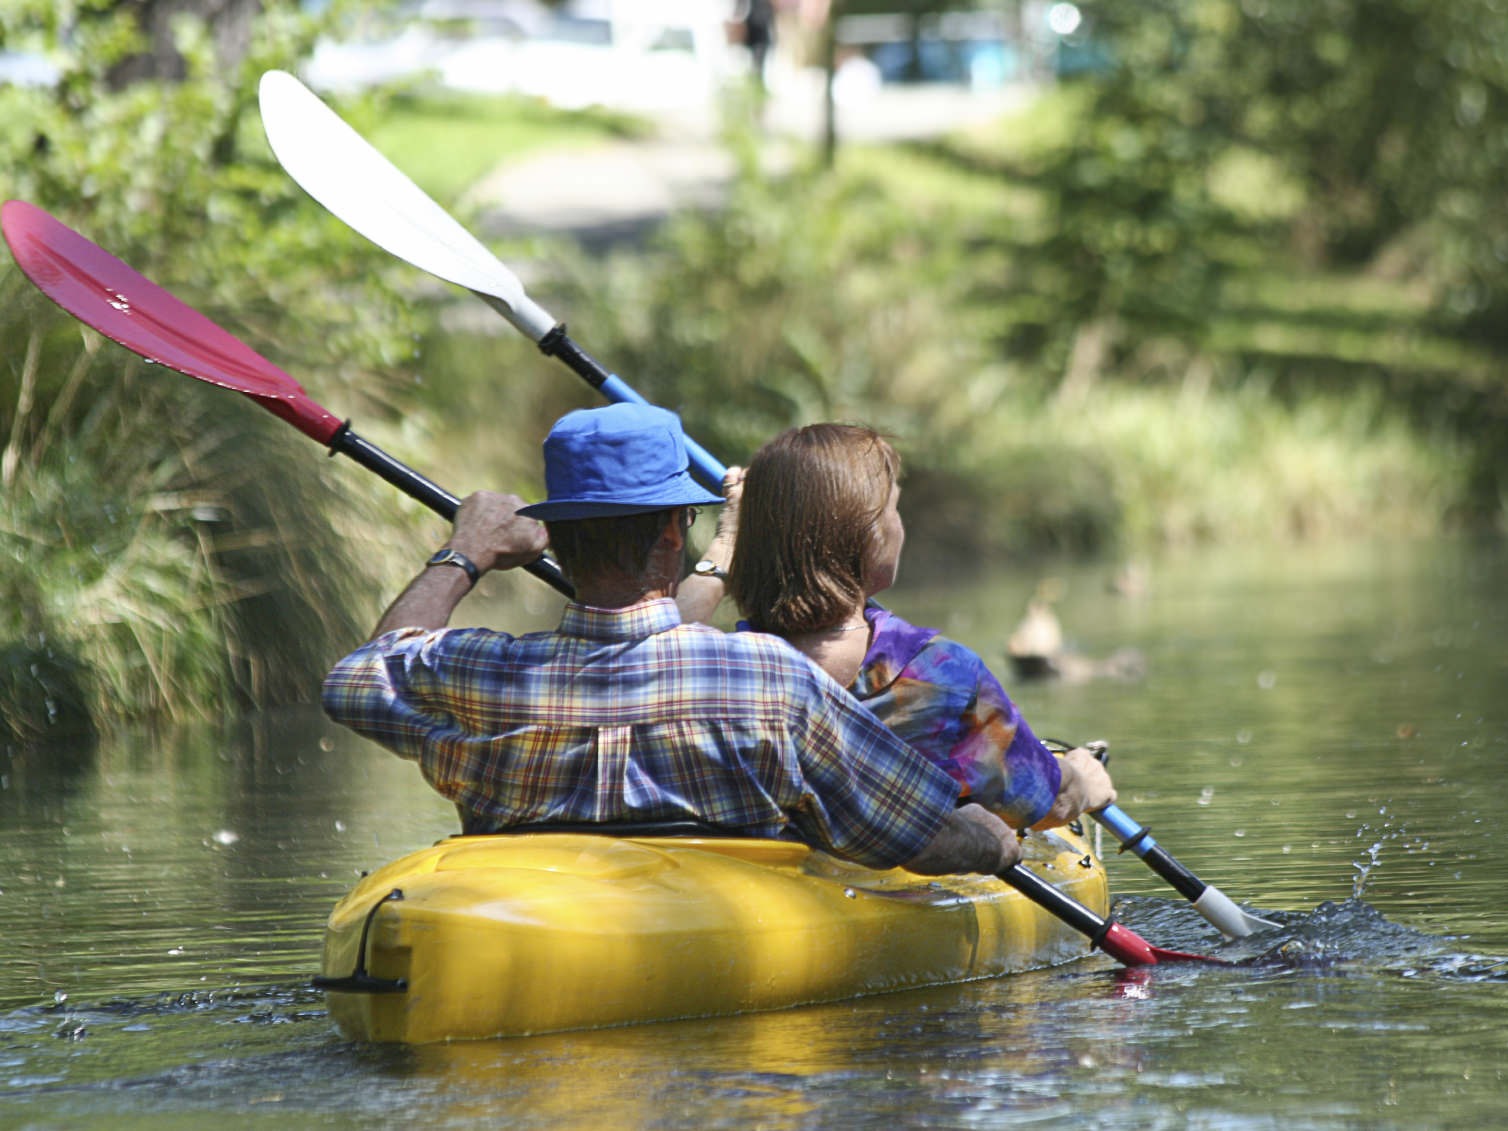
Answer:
322, 598, 959, 868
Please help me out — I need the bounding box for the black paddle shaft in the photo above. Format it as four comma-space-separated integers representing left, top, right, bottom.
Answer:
329, 424, 574, 598
999, 864, 1110, 945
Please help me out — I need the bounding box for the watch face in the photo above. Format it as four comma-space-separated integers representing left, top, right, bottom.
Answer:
427, 549, 478, 582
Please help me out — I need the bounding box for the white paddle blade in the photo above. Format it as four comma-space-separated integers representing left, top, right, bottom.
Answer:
1192, 884, 1280, 939
257, 69, 556, 342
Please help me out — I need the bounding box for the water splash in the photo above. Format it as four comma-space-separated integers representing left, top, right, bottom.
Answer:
1352, 831, 1385, 899
1110, 892, 1506, 981
1349, 803, 1430, 899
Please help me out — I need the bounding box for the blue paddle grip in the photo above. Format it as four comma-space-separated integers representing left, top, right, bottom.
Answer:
1095, 803, 1160, 857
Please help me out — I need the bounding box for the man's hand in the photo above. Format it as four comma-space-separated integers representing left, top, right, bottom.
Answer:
904, 803, 1022, 876
446, 491, 548, 575
368, 491, 548, 638
1032, 747, 1117, 829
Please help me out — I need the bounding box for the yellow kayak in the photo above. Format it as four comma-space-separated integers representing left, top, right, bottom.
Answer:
319, 827, 1109, 1043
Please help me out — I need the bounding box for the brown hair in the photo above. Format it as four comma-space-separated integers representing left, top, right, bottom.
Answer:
730, 424, 899, 634
547, 509, 679, 583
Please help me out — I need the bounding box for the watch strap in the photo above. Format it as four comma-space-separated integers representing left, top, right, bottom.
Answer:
693, 559, 729, 582
427, 548, 480, 586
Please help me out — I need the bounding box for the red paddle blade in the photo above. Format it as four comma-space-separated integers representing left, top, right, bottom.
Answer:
1150, 946, 1231, 965
1099, 922, 1229, 967
1, 200, 341, 444
1099, 922, 1158, 965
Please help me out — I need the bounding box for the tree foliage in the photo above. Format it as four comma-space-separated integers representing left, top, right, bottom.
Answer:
1063, 0, 1508, 345
1, 1, 435, 742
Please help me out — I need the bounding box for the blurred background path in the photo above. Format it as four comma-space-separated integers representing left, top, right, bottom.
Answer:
465, 77, 1035, 250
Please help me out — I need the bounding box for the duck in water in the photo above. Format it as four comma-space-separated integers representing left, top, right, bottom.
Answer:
1007, 578, 1146, 684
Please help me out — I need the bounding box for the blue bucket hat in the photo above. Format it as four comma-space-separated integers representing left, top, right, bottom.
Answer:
517, 403, 722, 522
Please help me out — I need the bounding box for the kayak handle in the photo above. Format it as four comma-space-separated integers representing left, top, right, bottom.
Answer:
311, 888, 409, 995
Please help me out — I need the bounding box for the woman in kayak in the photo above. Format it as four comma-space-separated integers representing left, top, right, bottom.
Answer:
689, 423, 1113, 833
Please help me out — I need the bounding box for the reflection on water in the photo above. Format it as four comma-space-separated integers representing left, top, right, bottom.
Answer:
1, 536, 1505, 1126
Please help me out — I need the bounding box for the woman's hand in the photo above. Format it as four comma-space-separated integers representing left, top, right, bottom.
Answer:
1031, 747, 1117, 829
674, 467, 745, 624
705, 465, 745, 565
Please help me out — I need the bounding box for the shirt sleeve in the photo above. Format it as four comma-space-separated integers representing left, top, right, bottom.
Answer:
784, 668, 961, 870
954, 648, 1062, 828
321, 627, 478, 760
858, 631, 1062, 830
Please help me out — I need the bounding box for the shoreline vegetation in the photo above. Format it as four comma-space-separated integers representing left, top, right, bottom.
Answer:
4, 4, 1506, 743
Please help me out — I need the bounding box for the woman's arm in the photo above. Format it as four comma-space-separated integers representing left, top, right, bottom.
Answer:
675, 467, 744, 624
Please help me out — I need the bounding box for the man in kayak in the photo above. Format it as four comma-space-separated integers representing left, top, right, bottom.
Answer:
323, 403, 1019, 878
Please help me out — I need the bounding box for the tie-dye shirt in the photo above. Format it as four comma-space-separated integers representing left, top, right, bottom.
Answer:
848, 605, 1061, 830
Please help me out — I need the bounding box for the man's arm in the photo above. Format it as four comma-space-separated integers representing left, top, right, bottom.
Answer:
903, 803, 1022, 875
370, 491, 549, 639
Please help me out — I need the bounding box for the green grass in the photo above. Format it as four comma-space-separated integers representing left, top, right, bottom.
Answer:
365, 88, 651, 205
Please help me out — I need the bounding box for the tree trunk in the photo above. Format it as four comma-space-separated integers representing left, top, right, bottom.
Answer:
820, 0, 844, 169
103, 0, 261, 88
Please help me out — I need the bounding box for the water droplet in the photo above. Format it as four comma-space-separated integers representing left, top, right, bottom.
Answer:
212, 829, 239, 846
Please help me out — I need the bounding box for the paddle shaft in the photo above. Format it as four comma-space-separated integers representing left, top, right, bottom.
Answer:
328, 426, 571, 597
1000, 864, 1158, 965
531, 320, 727, 490
1094, 804, 1204, 902
1080, 740, 1274, 937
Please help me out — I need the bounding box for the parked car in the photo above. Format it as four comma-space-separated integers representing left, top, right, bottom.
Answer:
438, 6, 734, 112
302, 0, 551, 92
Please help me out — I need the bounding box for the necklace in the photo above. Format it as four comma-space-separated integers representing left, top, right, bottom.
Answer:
799, 622, 868, 635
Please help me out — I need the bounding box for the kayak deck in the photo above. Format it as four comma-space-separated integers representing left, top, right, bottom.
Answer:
320, 828, 1109, 1043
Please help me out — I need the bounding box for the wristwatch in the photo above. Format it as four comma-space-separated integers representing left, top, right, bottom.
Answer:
693, 559, 729, 582
426, 548, 480, 586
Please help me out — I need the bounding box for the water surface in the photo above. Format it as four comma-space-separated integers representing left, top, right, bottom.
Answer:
2, 536, 1504, 1127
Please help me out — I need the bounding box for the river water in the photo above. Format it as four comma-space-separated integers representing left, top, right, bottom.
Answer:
2, 536, 1505, 1128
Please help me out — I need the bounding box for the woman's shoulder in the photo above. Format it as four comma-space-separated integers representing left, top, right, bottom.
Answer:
872, 612, 993, 681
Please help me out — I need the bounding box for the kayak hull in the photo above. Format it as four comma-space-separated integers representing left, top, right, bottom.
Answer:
320, 829, 1109, 1043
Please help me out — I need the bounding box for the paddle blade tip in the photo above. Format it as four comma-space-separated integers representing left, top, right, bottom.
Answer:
2, 198, 50, 256
1099, 922, 1159, 966
257, 68, 304, 101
